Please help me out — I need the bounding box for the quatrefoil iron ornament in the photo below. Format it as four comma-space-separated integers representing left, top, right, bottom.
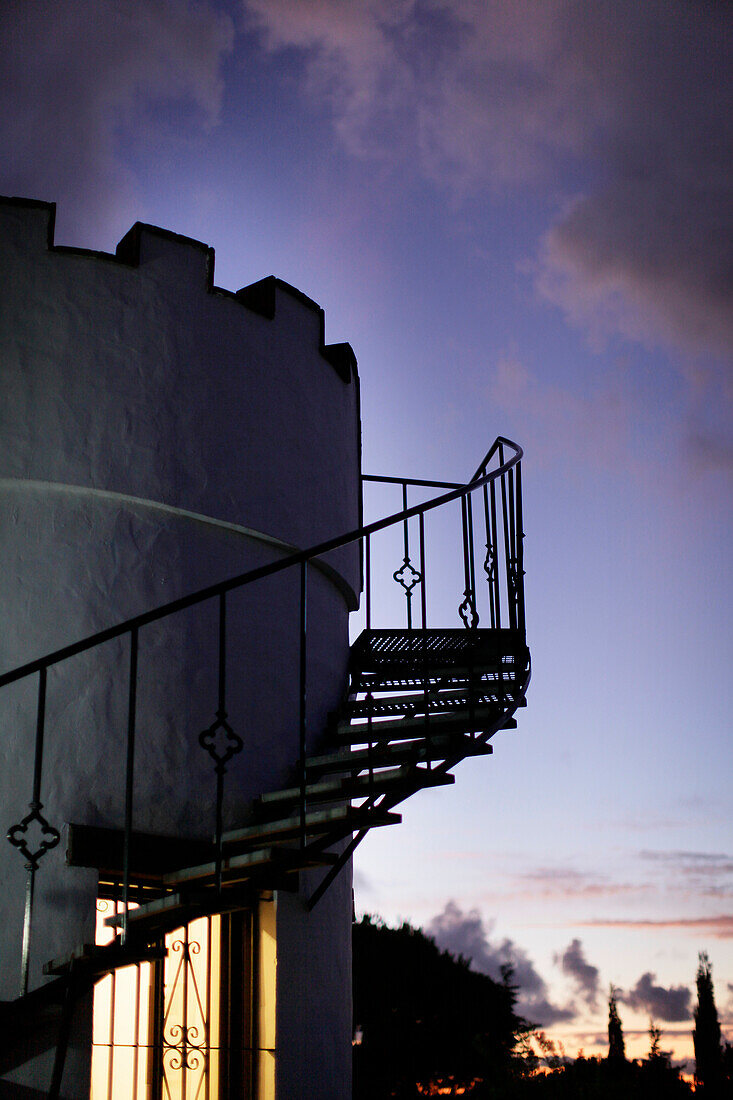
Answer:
483, 542, 496, 582
458, 591, 479, 629
198, 710, 244, 774
7, 801, 60, 870
393, 556, 422, 594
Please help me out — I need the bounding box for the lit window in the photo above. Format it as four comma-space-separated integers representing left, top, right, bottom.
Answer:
91, 892, 276, 1099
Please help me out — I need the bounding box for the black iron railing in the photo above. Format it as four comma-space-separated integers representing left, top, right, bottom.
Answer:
1, 437, 525, 997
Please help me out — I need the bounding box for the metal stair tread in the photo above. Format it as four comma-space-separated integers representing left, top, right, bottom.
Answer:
163, 846, 337, 889
44, 940, 166, 978
346, 686, 520, 717
257, 765, 455, 808
351, 663, 523, 689
350, 627, 526, 666
336, 704, 510, 740
221, 805, 401, 849
104, 884, 254, 932
306, 733, 494, 775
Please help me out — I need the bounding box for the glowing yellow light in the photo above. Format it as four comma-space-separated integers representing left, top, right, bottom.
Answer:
91, 904, 223, 1099
257, 895, 277, 1100
91, 900, 151, 1098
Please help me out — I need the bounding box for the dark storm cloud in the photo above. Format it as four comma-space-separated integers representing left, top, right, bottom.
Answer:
427, 900, 576, 1026
0, 0, 233, 241
554, 938, 600, 1009
619, 972, 691, 1023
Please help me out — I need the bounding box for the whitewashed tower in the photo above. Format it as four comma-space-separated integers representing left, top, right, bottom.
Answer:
0, 197, 361, 1098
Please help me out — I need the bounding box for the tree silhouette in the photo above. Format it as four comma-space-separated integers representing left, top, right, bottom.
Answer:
607, 985, 626, 1065
352, 914, 528, 1098
693, 951, 722, 1094
649, 1019, 663, 1061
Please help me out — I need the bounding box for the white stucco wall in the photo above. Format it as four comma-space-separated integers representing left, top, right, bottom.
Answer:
0, 197, 358, 1097
276, 862, 354, 1099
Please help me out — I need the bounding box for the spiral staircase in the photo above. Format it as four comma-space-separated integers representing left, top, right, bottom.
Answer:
0, 438, 529, 1098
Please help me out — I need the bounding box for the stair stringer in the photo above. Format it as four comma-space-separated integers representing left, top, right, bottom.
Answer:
1, 628, 529, 1088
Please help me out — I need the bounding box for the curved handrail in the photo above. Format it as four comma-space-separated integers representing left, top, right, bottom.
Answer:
0, 437, 522, 689
3, 434, 526, 995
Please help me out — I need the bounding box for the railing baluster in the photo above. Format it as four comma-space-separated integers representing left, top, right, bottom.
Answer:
403, 484, 411, 630
482, 477, 496, 628
23, 668, 46, 993
490, 478, 501, 628
419, 511, 427, 630
365, 533, 371, 631
122, 627, 138, 945
10, 665, 60, 995
508, 465, 517, 621
392, 481, 422, 630
198, 592, 243, 892
418, 511, 430, 766
299, 561, 308, 849
459, 497, 478, 629
215, 594, 227, 892
466, 491, 478, 625
510, 464, 521, 638
499, 454, 514, 631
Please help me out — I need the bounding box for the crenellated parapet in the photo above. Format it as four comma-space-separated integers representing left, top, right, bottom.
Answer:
0, 195, 356, 382
0, 194, 362, 591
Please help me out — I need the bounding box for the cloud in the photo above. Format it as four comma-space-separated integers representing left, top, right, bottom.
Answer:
427, 900, 575, 1026
641, 850, 733, 876
687, 430, 733, 476
530, 3, 733, 366
486, 356, 635, 473
245, 0, 732, 440
244, 0, 610, 189
639, 851, 733, 897
619, 972, 691, 1023
509, 865, 649, 901
0, 0, 234, 240
555, 939, 600, 1010
583, 915, 733, 940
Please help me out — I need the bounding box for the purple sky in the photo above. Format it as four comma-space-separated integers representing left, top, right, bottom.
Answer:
2, 0, 731, 1063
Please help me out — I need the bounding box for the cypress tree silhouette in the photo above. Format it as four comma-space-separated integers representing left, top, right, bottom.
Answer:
649, 1019, 663, 1061
693, 951, 721, 1094
607, 985, 626, 1064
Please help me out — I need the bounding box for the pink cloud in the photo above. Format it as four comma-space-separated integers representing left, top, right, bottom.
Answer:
582, 915, 733, 940
246, 0, 732, 427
